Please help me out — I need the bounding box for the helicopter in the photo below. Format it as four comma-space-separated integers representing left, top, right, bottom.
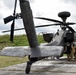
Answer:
0, 0, 76, 74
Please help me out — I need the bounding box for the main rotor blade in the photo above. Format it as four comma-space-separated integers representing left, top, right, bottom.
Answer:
2, 22, 76, 33
63, 22, 76, 33
13, 0, 17, 16
66, 22, 76, 25
10, 0, 17, 42
2, 27, 24, 33
10, 21, 15, 42
2, 23, 61, 33
66, 25, 75, 33
35, 24, 61, 28
35, 17, 63, 24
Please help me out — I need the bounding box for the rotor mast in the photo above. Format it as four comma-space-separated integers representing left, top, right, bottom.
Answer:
58, 11, 71, 30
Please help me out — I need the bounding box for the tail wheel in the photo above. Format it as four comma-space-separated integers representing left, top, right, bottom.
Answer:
28, 55, 31, 61
25, 61, 31, 74
56, 56, 60, 59
74, 53, 76, 60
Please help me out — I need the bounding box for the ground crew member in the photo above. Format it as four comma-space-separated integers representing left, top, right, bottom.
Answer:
71, 44, 75, 60
66, 43, 72, 61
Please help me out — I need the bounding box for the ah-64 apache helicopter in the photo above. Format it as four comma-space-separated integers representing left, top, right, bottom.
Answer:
0, 0, 76, 74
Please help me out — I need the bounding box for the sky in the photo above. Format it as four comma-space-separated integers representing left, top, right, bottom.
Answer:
0, 0, 76, 35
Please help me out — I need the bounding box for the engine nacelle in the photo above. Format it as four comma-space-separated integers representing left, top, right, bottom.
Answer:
43, 33, 53, 43
64, 33, 74, 43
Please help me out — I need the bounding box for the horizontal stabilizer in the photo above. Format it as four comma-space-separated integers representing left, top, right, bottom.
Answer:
30, 46, 63, 57
0, 46, 31, 57
0, 46, 64, 58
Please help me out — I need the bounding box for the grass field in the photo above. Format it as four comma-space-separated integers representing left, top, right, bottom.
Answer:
0, 34, 45, 68
0, 34, 44, 50
0, 56, 28, 68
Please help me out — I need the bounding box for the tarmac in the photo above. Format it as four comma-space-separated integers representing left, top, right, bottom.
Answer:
0, 56, 76, 75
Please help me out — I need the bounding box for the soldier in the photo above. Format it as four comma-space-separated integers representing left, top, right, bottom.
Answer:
66, 43, 75, 61
73, 44, 76, 60
66, 43, 72, 61
71, 44, 75, 60
74, 49, 76, 60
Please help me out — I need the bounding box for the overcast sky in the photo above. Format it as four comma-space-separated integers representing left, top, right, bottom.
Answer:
0, 0, 76, 35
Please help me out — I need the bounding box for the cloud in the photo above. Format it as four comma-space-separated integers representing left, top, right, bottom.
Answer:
0, 0, 76, 35
2, 0, 14, 9
0, 14, 3, 20
0, 19, 11, 30
29, 0, 35, 3
1, 0, 35, 14
2, 0, 35, 10
62, 0, 76, 4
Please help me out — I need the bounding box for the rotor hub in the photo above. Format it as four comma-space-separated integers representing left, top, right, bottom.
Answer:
58, 11, 71, 22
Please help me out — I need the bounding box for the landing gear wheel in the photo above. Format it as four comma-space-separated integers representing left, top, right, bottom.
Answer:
28, 55, 31, 61
25, 61, 31, 74
56, 56, 60, 59
74, 53, 76, 60
25, 58, 38, 74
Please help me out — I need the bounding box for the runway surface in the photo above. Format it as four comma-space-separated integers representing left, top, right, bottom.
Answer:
0, 57, 76, 75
